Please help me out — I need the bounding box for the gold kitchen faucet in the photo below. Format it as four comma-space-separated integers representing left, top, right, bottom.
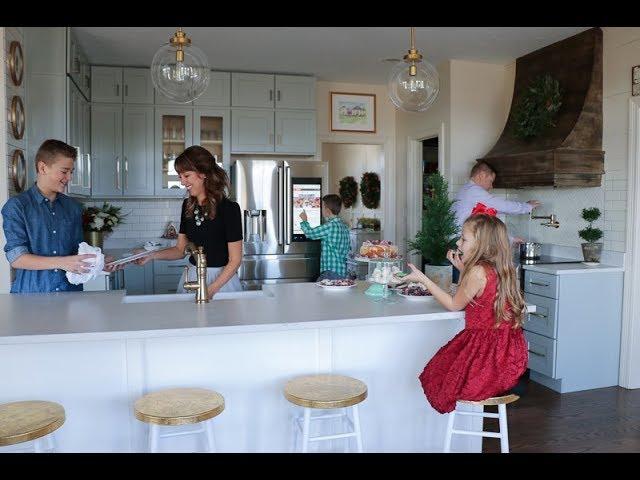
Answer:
183, 243, 209, 304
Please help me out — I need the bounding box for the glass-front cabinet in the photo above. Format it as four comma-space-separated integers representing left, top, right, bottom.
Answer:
154, 107, 230, 197
155, 107, 193, 197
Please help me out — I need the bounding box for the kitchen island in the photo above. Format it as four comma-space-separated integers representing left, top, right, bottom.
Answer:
0, 282, 525, 453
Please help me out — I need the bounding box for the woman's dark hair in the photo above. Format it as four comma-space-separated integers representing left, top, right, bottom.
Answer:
174, 145, 230, 219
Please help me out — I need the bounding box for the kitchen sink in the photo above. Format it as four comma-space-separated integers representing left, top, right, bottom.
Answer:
121, 290, 269, 304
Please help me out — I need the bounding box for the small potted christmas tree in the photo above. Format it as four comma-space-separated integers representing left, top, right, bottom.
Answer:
578, 207, 604, 264
408, 172, 459, 291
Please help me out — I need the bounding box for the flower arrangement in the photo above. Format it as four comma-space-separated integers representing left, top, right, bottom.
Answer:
82, 202, 126, 232
360, 172, 381, 209
512, 73, 562, 139
339, 176, 358, 208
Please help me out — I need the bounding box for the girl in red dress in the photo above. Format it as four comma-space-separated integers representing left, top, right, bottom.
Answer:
400, 203, 528, 414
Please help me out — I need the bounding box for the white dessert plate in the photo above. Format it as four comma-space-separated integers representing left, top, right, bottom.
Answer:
397, 291, 433, 301
582, 262, 600, 267
316, 281, 357, 291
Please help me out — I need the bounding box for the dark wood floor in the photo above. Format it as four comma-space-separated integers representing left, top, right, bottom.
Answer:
482, 379, 640, 452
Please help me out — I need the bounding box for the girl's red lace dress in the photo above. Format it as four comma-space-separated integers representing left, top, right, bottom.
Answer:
419, 265, 528, 414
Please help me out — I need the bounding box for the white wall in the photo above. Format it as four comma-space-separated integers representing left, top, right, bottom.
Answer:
323, 143, 384, 227
316, 81, 396, 242
508, 27, 640, 255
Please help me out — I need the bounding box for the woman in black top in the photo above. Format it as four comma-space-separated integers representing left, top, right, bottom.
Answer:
137, 146, 243, 297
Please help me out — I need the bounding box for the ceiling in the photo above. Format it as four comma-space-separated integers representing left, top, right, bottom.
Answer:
73, 27, 591, 85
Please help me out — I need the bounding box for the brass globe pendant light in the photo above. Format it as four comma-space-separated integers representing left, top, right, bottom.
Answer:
151, 27, 210, 104
388, 27, 439, 112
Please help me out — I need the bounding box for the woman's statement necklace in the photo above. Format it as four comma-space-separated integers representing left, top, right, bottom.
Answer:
194, 206, 206, 226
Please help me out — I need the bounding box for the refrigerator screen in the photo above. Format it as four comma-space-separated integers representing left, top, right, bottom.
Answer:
292, 178, 322, 238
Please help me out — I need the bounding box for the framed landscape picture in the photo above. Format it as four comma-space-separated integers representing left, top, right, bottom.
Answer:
330, 92, 376, 133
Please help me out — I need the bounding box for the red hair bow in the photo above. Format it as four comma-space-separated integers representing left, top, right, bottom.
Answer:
471, 203, 497, 217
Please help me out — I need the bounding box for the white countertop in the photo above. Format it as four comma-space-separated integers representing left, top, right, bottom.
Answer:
521, 263, 624, 275
0, 282, 468, 344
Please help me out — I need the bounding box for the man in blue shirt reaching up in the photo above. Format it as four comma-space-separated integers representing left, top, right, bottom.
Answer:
2, 139, 97, 293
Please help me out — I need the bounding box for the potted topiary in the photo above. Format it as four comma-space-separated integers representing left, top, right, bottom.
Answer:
578, 207, 604, 264
408, 172, 459, 291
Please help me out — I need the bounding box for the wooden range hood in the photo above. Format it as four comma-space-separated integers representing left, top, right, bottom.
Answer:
479, 27, 604, 188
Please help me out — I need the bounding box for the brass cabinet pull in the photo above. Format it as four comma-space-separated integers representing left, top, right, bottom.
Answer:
529, 312, 548, 319
125, 84, 128, 97
8, 41, 24, 86
115, 156, 120, 190
277, 134, 282, 145
10, 96, 25, 140
277, 89, 281, 102
530, 281, 550, 287
269, 89, 273, 102
11, 149, 26, 192
116, 84, 120, 97
124, 157, 128, 190
528, 349, 546, 358
269, 133, 274, 145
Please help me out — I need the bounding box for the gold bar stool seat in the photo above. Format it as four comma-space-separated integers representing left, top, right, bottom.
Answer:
284, 374, 367, 453
443, 394, 519, 453
0, 401, 65, 452
134, 388, 224, 453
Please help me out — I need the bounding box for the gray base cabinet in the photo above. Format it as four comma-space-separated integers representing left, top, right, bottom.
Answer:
523, 269, 623, 393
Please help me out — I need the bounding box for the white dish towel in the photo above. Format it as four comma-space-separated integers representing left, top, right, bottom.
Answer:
66, 242, 106, 285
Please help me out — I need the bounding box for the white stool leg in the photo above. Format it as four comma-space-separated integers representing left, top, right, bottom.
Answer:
343, 408, 350, 453
443, 408, 456, 453
149, 424, 160, 453
204, 419, 217, 453
352, 404, 363, 453
46, 433, 56, 452
33, 437, 43, 453
498, 403, 510, 453
291, 412, 301, 453
301, 408, 311, 453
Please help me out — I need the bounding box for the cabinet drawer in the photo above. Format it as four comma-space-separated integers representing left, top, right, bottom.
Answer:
524, 330, 557, 378
154, 258, 189, 275
524, 270, 558, 299
154, 275, 181, 294
524, 293, 558, 339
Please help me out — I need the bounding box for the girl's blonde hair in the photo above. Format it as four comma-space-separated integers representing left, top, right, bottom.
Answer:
459, 214, 526, 328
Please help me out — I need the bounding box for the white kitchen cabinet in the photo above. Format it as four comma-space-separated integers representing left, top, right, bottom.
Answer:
91, 104, 154, 197
90, 104, 122, 196
275, 110, 316, 154
67, 79, 91, 196
194, 71, 231, 107
91, 66, 122, 103
231, 73, 275, 108
232, 73, 315, 110
67, 28, 90, 100
123, 262, 154, 295
275, 75, 315, 109
522, 268, 623, 393
194, 108, 230, 170
92, 66, 153, 104
153, 258, 189, 294
231, 109, 315, 154
231, 109, 274, 153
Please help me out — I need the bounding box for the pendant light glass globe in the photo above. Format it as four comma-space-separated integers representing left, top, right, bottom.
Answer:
151, 39, 210, 104
388, 59, 440, 112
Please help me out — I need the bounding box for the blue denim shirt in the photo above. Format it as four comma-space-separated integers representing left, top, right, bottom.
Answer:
2, 184, 84, 293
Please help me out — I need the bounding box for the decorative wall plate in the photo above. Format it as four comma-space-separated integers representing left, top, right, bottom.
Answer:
10, 96, 25, 140
8, 41, 24, 87
11, 149, 26, 193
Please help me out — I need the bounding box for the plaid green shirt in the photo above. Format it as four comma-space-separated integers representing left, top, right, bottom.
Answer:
301, 216, 350, 277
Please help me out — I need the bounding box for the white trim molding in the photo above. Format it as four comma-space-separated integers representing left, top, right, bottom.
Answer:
620, 96, 640, 389
406, 123, 446, 267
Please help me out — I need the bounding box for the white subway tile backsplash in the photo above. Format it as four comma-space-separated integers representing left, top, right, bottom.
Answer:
605, 190, 625, 201
611, 180, 628, 191
605, 220, 626, 232
606, 200, 627, 210
606, 210, 627, 222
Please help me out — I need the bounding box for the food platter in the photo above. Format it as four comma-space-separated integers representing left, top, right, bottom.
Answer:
316, 279, 357, 291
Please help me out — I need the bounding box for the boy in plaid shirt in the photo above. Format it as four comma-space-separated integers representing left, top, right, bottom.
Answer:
299, 194, 350, 281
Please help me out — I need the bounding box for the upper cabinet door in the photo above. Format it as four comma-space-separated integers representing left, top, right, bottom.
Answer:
123, 68, 154, 104
91, 66, 123, 103
91, 104, 123, 196
275, 110, 316, 154
231, 109, 275, 153
155, 107, 194, 197
194, 71, 231, 107
122, 106, 154, 195
275, 75, 315, 109
231, 73, 275, 108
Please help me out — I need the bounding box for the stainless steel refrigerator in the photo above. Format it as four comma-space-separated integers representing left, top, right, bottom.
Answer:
232, 158, 326, 290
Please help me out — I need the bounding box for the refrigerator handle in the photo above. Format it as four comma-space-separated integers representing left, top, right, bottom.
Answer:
285, 165, 292, 245
277, 166, 284, 245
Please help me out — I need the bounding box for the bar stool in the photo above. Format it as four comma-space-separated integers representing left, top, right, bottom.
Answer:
284, 374, 367, 453
0, 401, 65, 452
443, 394, 519, 453
134, 387, 224, 453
